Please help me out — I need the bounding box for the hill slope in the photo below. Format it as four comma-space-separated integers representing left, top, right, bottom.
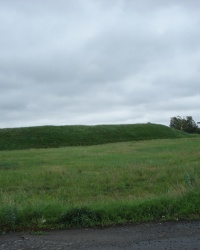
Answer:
0, 123, 194, 151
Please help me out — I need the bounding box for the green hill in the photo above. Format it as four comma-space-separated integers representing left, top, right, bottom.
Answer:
0, 123, 194, 151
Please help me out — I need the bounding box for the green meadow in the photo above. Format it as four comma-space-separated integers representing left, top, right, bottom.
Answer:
0, 123, 192, 151
0, 124, 200, 232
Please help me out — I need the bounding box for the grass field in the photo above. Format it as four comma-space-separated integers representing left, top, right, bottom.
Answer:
0, 135, 200, 232
0, 123, 192, 151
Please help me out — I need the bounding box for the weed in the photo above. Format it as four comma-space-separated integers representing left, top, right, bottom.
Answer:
0, 206, 18, 230
59, 207, 103, 227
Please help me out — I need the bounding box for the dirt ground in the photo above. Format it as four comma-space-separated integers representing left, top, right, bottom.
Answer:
0, 220, 200, 249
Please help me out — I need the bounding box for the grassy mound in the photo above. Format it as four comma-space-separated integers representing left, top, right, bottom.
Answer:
0, 123, 193, 151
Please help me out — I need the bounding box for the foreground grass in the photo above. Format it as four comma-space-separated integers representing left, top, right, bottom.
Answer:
0, 137, 200, 231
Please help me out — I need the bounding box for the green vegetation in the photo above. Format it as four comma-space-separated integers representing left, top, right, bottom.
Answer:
0, 123, 193, 151
0, 136, 200, 232
170, 116, 199, 133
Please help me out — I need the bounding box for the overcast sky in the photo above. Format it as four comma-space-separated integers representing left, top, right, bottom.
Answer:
0, 0, 200, 128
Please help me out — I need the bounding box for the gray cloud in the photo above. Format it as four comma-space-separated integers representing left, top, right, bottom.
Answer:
0, 0, 200, 128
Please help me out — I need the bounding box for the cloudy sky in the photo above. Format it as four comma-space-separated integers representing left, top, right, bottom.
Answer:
0, 0, 200, 128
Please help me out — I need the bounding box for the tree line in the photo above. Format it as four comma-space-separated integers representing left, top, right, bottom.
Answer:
170, 116, 200, 134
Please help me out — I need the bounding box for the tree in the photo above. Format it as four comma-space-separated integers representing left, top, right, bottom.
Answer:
170, 116, 198, 133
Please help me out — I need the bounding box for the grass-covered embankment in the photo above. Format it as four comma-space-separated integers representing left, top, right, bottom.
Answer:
0, 137, 200, 232
0, 123, 193, 151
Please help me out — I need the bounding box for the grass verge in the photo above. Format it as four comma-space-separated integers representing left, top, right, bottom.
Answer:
0, 191, 199, 231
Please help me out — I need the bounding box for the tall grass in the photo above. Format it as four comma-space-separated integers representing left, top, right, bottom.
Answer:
0, 137, 200, 231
